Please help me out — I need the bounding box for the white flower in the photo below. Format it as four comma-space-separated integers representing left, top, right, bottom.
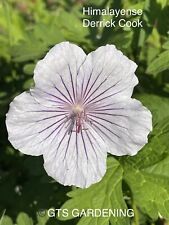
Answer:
6, 42, 152, 188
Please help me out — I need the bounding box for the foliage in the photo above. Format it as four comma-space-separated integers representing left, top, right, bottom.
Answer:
60, 158, 129, 225
1, 0, 169, 225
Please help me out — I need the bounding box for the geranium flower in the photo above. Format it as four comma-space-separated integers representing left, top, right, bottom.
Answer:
6, 42, 152, 188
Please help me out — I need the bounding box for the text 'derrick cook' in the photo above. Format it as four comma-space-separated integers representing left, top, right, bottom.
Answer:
82, 7, 143, 28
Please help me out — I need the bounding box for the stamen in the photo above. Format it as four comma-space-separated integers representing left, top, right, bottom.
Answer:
72, 104, 84, 114
67, 104, 87, 134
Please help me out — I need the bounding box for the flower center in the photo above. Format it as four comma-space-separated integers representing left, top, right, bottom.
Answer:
72, 104, 84, 114
67, 104, 87, 134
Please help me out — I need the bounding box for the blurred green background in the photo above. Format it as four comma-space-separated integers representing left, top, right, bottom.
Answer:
1, 0, 169, 225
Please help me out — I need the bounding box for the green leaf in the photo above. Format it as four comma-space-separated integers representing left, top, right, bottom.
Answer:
0, 2, 26, 45
121, 116, 169, 169
121, 94, 169, 169
136, 94, 169, 122
145, 155, 169, 179
12, 36, 47, 62
163, 40, 169, 50
23, 64, 35, 75
23, 78, 34, 90
59, 158, 130, 225
0, 216, 13, 225
11, 21, 63, 63
122, 116, 169, 220
16, 213, 33, 225
36, 213, 49, 225
156, 0, 168, 8
33, 22, 63, 46
146, 50, 169, 75
123, 163, 169, 220
57, 9, 90, 44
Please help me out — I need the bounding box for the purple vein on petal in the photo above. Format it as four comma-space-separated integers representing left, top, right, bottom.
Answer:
84, 129, 98, 161
41, 90, 70, 105
80, 130, 89, 161
41, 120, 66, 143
82, 68, 94, 99
83, 130, 100, 179
83, 67, 104, 101
87, 120, 117, 145
67, 63, 76, 102
81, 50, 107, 101
88, 117, 121, 139
36, 113, 68, 122
84, 79, 121, 105
87, 114, 128, 130
86, 88, 126, 106
89, 107, 124, 112
29, 110, 68, 113
75, 131, 79, 171
79, 61, 88, 98
57, 72, 74, 104
38, 117, 66, 134
26, 119, 66, 148
88, 111, 129, 118
52, 84, 72, 104
63, 130, 73, 160
53, 128, 70, 160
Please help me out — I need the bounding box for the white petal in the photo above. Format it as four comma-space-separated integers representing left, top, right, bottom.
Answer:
30, 87, 71, 108
6, 91, 69, 156
87, 98, 152, 156
34, 42, 86, 103
43, 125, 107, 188
77, 44, 138, 105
